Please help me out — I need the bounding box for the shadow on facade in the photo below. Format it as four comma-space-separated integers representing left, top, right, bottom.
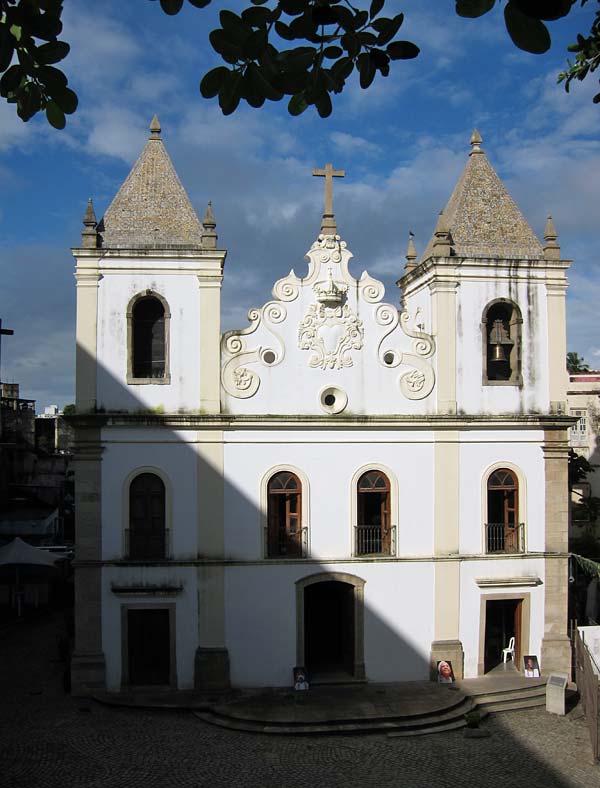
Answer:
69, 348, 584, 779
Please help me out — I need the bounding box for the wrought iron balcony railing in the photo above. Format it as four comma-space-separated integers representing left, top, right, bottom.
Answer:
485, 523, 524, 554
264, 526, 308, 558
354, 525, 396, 557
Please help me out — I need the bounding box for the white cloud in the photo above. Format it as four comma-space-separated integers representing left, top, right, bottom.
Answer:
330, 132, 380, 157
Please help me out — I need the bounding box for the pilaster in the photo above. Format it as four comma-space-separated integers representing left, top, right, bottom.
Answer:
198, 266, 224, 414
73, 262, 101, 414
431, 431, 463, 677
430, 277, 458, 414
195, 431, 229, 688
71, 426, 106, 695
540, 430, 571, 674
546, 279, 569, 415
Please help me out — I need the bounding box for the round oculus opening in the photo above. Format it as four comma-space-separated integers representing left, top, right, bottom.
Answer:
324, 393, 336, 406
383, 351, 395, 365
263, 350, 276, 365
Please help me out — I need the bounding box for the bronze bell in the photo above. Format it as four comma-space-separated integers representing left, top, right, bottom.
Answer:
491, 342, 507, 362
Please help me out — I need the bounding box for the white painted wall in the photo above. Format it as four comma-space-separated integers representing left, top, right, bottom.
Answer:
223, 430, 436, 561
455, 275, 550, 414
225, 562, 435, 687
101, 565, 198, 691
101, 428, 199, 560
458, 432, 546, 554
96, 262, 201, 412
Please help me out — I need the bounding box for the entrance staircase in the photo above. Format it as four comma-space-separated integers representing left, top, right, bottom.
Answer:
192, 676, 548, 736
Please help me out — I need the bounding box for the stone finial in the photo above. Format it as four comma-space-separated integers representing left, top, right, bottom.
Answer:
201, 200, 218, 249
81, 197, 98, 248
404, 231, 418, 272
543, 214, 560, 260
150, 114, 161, 138
470, 128, 483, 155
432, 211, 452, 256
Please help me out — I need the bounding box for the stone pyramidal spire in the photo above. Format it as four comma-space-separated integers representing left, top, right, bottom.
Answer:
98, 115, 204, 249
421, 129, 542, 262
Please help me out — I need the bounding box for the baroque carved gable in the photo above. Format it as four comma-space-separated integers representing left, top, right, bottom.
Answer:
221, 233, 436, 402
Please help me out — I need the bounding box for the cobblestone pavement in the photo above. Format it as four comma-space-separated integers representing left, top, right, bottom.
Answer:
1, 612, 598, 788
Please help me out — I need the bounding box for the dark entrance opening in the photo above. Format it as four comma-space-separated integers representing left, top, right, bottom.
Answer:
127, 608, 171, 686
304, 581, 355, 678
484, 599, 522, 673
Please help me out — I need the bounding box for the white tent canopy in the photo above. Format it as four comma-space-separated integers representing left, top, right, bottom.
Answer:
0, 537, 59, 568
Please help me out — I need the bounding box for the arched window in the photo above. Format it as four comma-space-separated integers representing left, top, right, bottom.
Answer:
128, 473, 166, 559
482, 300, 522, 385
486, 469, 522, 553
267, 471, 302, 558
127, 293, 171, 384
356, 470, 392, 555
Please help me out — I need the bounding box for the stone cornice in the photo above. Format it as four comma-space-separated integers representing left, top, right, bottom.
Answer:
73, 551, 568, 569
398, 255, 572, 293
66, 412, 575, 432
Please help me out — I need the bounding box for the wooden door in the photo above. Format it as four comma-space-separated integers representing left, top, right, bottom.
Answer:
127, 609, 170, 686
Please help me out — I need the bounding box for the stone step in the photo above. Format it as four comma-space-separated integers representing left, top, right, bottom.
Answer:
194, 696, 478, 736
475, 696, 546, 715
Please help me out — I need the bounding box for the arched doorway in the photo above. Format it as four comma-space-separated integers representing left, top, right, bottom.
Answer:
296, 573, 365, 681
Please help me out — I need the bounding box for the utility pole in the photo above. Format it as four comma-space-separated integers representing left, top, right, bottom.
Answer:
0, 318, 14, 389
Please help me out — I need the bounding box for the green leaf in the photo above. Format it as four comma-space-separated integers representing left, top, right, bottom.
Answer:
46, 99, 66, 129
331, 56, 354, 81
504, 1, 550, 54
187, 0, 212, 7
219, 10, 251, 43
0, 65, 24, 97
275, 21, 295, 40
200, 66, 231, 98
247, 62, 283, 101
455, 0, 495, 19
35, 40, 70, 65
160, 0, 184, 15
209, 29, 243, 63
515, 1, 572, 22
28, 12, 63, 42
314, 89, 332, 118
386, 40, 420, 60
288, 91, 308, 115
375, 13, 404, 46
369, 0, 385, 19
279, 0, 308, 16
323, 45, 343, 59
218, 69, 243, 115
52, 86, 78, 114
243, 28, 268, 58
17, 81, 42, 121
340, 32, 359, 57
37, 65, 68, 94
241, 7, 272, 27
312, 5, 337, 25
357, 52, 376, 89
0, 23, 16, 72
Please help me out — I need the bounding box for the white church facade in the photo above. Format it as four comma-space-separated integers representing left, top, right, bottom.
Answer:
71, 118, 573, 695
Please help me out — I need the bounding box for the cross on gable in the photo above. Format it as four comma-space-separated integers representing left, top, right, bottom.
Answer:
312, 163, 345, 234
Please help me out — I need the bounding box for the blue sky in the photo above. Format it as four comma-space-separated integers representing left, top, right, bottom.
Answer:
1, 0, 599, 409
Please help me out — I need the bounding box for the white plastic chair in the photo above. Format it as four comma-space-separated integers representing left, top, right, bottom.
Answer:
502, 636, 515, 663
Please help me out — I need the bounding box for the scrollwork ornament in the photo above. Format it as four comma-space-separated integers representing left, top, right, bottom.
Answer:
273, 272, 300, 302
398, 353, 435, 400
400, 311, 435, 358
359, 272, 384, 304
